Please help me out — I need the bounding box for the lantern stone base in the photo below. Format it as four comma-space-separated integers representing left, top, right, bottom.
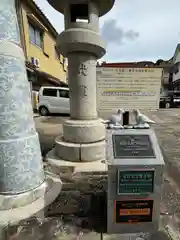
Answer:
46, 148, 107, 175
62, 119, 105, 143
54, 137, 106, 162
53, 119, 106, 162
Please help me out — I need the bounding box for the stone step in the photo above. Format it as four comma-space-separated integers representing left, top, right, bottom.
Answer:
44, 161, 107, 179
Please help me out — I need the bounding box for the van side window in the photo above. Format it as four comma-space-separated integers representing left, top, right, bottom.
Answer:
59, 90, 69, 98
43, 89, 57, 97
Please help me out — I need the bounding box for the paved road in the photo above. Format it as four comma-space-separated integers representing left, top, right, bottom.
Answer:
33, 109, 180, 239
35, 115, 68, 157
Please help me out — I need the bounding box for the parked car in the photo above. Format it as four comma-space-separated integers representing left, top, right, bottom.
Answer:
38, 86, 70, 116
172, 91, 180, 108
159, 91, 173, 108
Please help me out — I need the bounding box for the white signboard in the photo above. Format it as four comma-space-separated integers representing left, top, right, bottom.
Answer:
96, 67, 162, 115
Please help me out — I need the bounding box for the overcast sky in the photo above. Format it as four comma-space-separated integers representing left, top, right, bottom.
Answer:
35, 0, 180, 62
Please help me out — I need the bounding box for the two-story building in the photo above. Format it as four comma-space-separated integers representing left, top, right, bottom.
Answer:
15, 0, 68, 92
155, 59, 173, 92
171, 44, 180, 90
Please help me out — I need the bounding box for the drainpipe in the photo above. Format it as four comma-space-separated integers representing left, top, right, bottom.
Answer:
15, 0, 28, 59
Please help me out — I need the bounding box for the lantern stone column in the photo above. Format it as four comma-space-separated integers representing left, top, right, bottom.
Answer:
0, 0, 61, 226
47, 0, 115, 166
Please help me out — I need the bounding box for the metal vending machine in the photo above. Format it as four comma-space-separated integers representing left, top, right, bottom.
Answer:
106, 125, 165, 235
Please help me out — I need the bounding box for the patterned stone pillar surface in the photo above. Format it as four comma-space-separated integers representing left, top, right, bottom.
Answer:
0, 0, 45, 194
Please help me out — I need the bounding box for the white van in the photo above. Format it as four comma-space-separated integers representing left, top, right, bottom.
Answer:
38, 86, 70, 116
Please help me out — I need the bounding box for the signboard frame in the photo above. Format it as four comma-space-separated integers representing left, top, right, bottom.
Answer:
114, 199, 154, 224
96, 67, 162, 112
117, 169, 155, 195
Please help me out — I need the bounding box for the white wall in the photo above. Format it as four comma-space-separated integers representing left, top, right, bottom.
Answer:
173, 52, 180, 82
173, 64, 180, 82
174, 51, 180, 63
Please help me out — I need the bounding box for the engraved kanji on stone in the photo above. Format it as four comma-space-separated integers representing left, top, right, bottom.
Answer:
79, 63, 88, 76
80, 84, 87, 97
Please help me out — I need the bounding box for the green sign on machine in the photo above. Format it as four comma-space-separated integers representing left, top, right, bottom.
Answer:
117, 170, 154, 195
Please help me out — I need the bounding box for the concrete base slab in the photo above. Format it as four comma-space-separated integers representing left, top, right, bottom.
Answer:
0, 172, 62, 226
46, 148, 107, 174
55, 136, 106, 162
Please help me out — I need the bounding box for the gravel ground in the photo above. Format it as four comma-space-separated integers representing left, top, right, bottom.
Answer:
5, 110, 180, 240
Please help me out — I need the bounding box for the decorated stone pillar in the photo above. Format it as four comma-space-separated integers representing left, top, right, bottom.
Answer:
47, 0, 115, 165
0, 0, 61, 225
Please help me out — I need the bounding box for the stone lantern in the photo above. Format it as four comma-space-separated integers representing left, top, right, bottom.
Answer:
47, 0, 115, 168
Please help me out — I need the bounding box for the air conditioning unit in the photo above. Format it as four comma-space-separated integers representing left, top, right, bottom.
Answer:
31, 57, 40, 68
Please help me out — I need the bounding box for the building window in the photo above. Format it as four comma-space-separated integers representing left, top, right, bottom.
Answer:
60, 54, 64, 64
29, 22, 44, 49
63, 58, 67, 71
55, 46, 60, 60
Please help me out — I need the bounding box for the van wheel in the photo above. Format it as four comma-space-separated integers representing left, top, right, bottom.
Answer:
39, 106, 49, 116
165, 102, 170, 109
